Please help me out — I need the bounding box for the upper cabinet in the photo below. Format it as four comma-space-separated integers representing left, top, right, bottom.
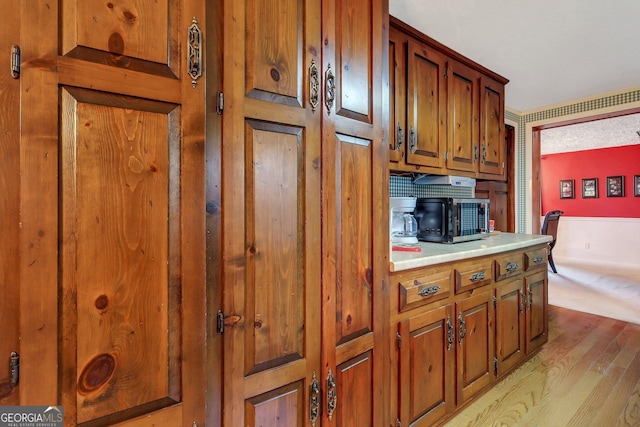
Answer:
389, 17, 509, 180
405, 37, 447, 170
479, 75, 507, 176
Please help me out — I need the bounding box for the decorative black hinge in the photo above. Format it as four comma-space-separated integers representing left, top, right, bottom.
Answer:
216, 310, 225, 334
216, 310, 241, 335
10, 352, 19, 386
396, 333, 402, 350
493, 296, 498, 308
444, 67, 448, 78
494, 357, 498, 373
10, 45, 20, 79
216, 92, 224, 115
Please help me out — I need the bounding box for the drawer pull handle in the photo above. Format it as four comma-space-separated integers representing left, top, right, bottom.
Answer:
396, 122, 404, 151
309, 60, 319, 111
187, 17, 202, 87
458, 314, 467, 344
533, 256, 544, 264
409, 126, 417, 153
506, 262, 519, 272
469, 272, 486, 282
326, 369, 337, 420
417, 284, 441, 297
309, 372, 320, 426
325, 64, 335, 113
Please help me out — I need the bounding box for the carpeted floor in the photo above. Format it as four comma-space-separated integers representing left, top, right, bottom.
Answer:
547, 258, 640, 325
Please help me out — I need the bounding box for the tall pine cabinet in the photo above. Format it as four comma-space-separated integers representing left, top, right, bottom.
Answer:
217, 0, 389, 425
3, 0, 207, 425
1, 0, 388, 425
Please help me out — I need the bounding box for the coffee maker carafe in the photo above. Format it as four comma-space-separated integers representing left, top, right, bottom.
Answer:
390, 197, 418, 244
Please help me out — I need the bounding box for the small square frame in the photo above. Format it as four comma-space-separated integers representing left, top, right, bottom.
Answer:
634, 175, 640, 197
581, 178, 598, 198
606, 175, 625, 197
560, 179, 575, 199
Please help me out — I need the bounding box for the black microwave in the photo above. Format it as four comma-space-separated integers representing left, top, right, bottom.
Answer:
414, 198, 490, 243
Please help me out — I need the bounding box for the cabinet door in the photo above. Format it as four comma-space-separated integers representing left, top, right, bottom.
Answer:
19, 1, 207, 425
406, 39, 447, 169
456, 290, 495, 404
446, 59, 480, 174
389, 26, 407, 165
0, 0, 19, 405
476, 181, 509, 232
495, 279, 525, 376
322, 0, 388, 424
479, 75, 505, 177
398, 305, 455, 427
222, 0, 322, 425
525, 270, 549, 354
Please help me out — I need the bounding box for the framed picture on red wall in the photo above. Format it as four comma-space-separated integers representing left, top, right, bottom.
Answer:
582, 178, 598, 198
606, 176, 625, 197
560, 179, 575, 199
634, 175, 640, 197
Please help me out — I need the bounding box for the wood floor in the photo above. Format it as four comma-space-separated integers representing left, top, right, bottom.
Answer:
444, 305, 640, 427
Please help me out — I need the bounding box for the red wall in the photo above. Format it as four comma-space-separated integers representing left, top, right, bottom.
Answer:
541, 144, 640, 218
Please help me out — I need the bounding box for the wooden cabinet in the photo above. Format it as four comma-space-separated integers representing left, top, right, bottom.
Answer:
388, 25, 406, 166
454, 258, 494, 293
0, 0, 20, 406
495, 278, 526, 376
320, 1, 388, 424
9, 0, 387, 425
405, 38, 447, 170
479, 75, 506, 177
455, 289, 495, 404
495, 248, 549, 375
476, 180, 510, 232
447, 60, 481, 174
221, 0, 388, 425
398, 305, 455, 427
525, 270, 549, 354
221, 1, 322, 425
10, 1, 207, 425
388, 17, 508, 180
390, 243, 549, 426
397, 266, 451, 312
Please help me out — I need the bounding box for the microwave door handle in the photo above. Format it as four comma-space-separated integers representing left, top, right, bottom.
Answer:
481, 202, 489, 232
443, 203, 450, 238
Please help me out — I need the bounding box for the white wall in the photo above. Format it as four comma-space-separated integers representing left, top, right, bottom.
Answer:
551, 216, 640, 270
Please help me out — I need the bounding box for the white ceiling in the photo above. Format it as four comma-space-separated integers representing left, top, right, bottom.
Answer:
389, 0, 640, 112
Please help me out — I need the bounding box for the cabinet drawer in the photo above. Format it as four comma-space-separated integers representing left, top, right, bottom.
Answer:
494, 252, 524, 281
397, 269, 451, 312
455, 259, 493, 293
524, 247, 547, 271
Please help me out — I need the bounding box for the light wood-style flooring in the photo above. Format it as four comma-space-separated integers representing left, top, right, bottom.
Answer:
444, 305, 640, 427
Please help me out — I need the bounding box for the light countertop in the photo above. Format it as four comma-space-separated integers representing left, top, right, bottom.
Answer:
390, 232, 552, 272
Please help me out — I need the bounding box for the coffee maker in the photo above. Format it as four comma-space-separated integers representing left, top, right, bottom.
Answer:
390, 197, 418, 244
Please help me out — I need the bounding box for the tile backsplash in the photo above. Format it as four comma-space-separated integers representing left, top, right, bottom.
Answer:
390, 175, 473, 198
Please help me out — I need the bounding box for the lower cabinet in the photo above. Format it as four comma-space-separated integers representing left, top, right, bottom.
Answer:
456, 290, 495, 405
495, 277, 526, 375
390, 243, 549, 426
525, 270, 549, 354
398, 305, 455, 426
